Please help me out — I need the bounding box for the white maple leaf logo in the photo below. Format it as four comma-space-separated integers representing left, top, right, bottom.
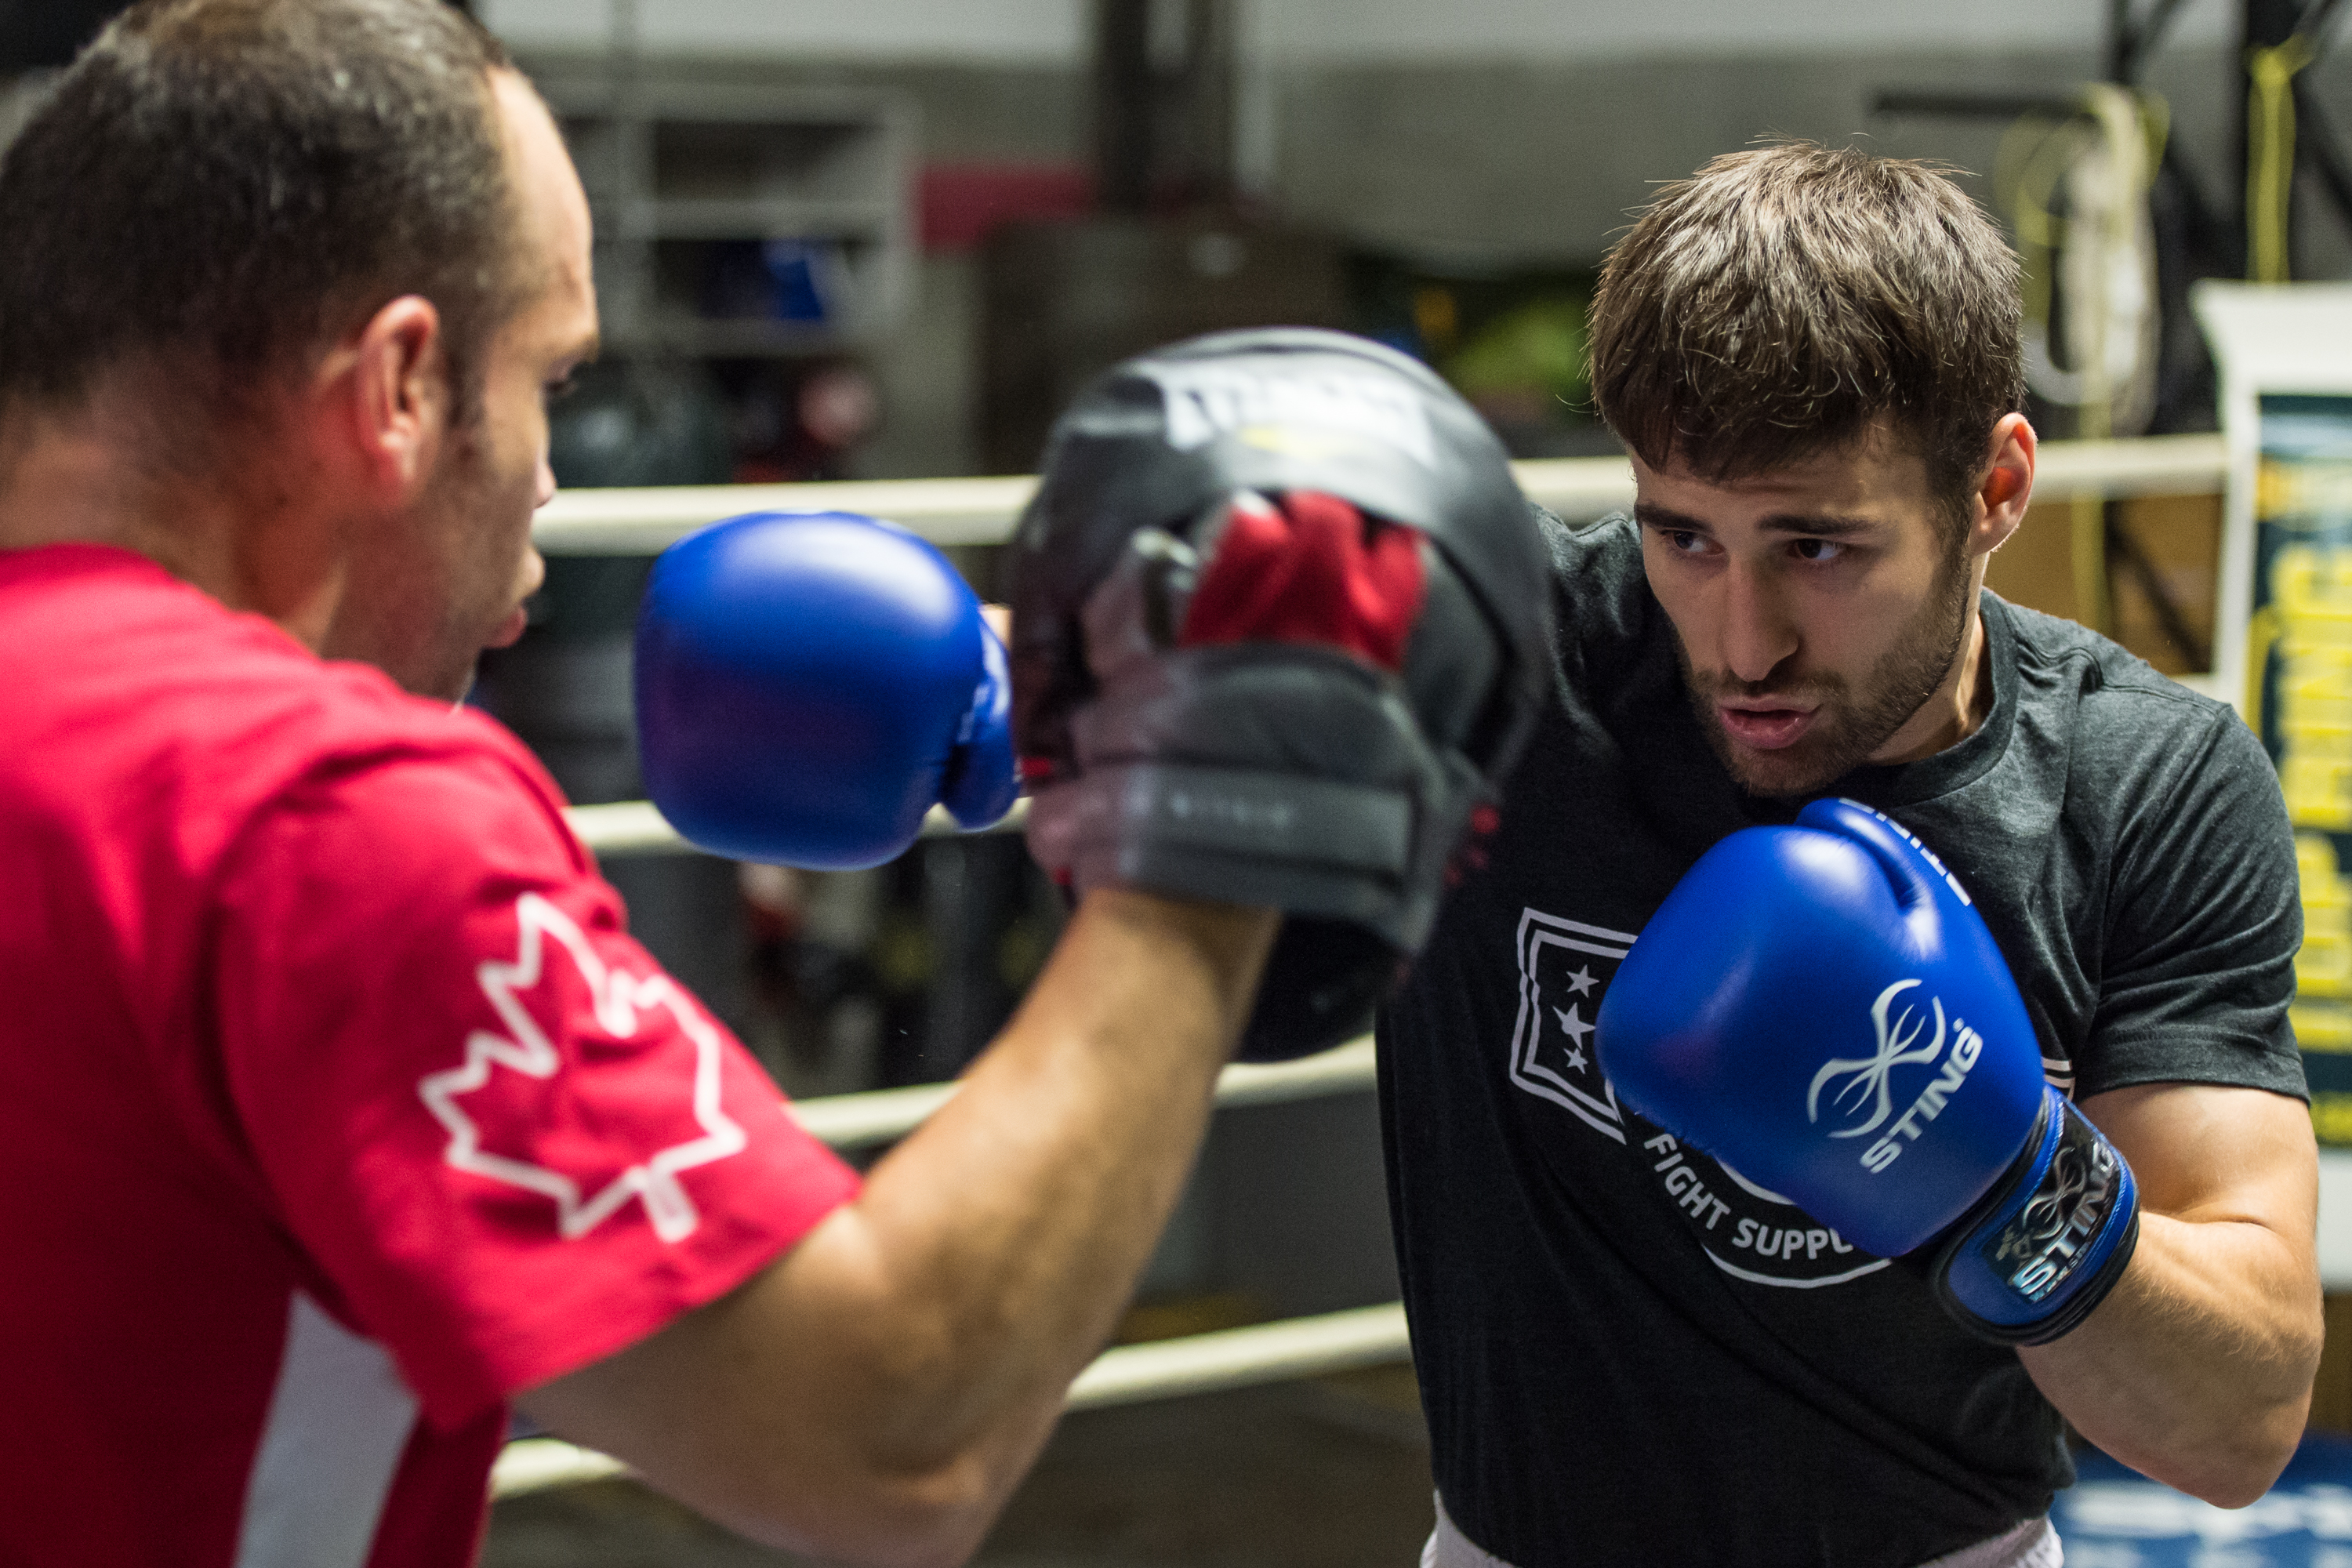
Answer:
417, 892, 748, 1243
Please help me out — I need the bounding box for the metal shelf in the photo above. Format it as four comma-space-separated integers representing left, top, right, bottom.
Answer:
541, 78, 916, 360
611, 314, 873, 358
618, 197, 900, 241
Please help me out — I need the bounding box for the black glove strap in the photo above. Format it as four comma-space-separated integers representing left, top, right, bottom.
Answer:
1929, 1094, 2142, 1347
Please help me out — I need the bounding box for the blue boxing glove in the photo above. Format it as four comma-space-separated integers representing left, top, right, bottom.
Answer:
634, 510, 1018, 869
1596, 798, 2139, 1345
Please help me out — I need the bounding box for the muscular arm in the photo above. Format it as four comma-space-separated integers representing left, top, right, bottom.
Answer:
2020, 1082, 2322, 1508
517, 889, 1277, 1567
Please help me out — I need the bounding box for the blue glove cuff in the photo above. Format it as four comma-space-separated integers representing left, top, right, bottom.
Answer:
1932, 1085, 2140, 1345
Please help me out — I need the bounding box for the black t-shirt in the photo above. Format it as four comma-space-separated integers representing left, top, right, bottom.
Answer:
1380, 514, 2306, 1567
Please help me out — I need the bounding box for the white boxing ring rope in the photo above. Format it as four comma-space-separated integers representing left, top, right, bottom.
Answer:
561, 794, 1032, 861
790, 1034, 1381, 1152
492, 1040, 1392, 1500
494, 1300, 1411, 1499
529, 434, 2229, 561
495, 434, 2230, 1503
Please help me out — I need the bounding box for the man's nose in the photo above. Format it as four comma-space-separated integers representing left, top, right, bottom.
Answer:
1718, 559, 1797, 684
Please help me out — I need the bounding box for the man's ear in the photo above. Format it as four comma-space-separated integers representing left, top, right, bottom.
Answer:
1971, 412, 2037, 558
339, 295, 447, 498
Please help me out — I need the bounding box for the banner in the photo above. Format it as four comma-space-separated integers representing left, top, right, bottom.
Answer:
2244, 398, 2352, 1139
2198, 285, 2352, 1146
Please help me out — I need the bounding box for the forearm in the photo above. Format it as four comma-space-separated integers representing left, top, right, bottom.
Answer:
637, 888, 1272, 1562
2019, 1210, 2320, 1506
519, 890, 1273, 1564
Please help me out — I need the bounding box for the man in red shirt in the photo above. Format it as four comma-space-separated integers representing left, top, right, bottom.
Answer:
0, 4, 1284, 1563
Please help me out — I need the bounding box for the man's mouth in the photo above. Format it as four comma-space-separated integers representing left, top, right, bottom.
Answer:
1715, 702, 1818, 750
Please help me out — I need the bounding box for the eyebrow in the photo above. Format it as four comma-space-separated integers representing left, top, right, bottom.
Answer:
1633, 502, 1886, 539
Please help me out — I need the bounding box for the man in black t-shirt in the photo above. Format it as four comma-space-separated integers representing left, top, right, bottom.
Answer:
1383, 144, 2321, 1567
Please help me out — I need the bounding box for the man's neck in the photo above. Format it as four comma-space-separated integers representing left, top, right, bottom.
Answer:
0, 411, 165, 554
0, 391, 343, 651
1868, 596, 1994, 768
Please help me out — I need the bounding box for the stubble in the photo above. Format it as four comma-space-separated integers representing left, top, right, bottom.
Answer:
1678, 546, 1975, 798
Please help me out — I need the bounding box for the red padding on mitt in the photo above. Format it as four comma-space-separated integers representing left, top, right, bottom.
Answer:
1178, 491, 1426, 672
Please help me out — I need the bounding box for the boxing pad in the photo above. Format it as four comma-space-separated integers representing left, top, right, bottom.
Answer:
635, 510, 1019, 869
1596, 799, 2139, 1345
1011, 328, 1549, 1059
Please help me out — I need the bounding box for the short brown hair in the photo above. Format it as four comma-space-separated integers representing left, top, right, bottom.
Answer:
1588, 143, 2024, 527
0, 0, 523, 430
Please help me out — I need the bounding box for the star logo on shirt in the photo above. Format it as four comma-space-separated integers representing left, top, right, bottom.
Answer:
416, 892, 747, 1243
1508, 907, 1636, 1143
1552, 1004, 1595, 1071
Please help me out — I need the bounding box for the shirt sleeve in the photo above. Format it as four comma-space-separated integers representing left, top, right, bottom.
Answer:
2080, 705, 2307, 1102
210, 743, 862, 1430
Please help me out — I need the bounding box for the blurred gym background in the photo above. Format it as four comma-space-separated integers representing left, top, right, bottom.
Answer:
8, 2, 2352, 1562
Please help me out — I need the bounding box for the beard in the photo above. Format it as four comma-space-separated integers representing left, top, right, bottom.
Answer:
409, 412, 534, 703
1677, 547, 1975, 799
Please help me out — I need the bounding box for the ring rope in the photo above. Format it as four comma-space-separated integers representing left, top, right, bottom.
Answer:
796, 1034, 1375, 1150
493, 1038, 1387, 1501
530, 436, 2227, 556
492, 1301, 1412, 1500
563, 796, 1029, 858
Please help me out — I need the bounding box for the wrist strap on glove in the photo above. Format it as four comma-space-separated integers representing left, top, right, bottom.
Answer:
1931, 1086, 2140, 1345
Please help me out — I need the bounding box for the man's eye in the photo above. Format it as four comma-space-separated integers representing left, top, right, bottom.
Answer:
543, 376, 579, 405
1791, 539, 1846, 562
1668, 531, 1707, 554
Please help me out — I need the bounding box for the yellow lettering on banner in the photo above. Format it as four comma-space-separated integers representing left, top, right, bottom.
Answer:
2310, 1093, 2352, 1145
2270, 547, 2352, 828
2264, 453, 2352, 1151
2292, 833, 2352, 1149
2294, 1002, 2352, 1047
2285, 759, 2352, 829
2297, 837, 2352, 1000
2262, 459, 2352, 521
2261, 460, 2292, 521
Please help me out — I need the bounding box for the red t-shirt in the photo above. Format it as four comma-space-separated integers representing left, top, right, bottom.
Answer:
0, 545, 861, 1566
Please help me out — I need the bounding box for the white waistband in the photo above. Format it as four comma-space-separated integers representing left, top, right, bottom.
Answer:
1421, 1493, 2060, 1568
1918, 1515, 2061, 1568
1421, 1493, 1514, 1568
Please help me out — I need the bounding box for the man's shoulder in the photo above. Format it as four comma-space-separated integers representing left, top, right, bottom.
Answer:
1980, 597, 2285, 884
4, 543, 559, 870
1535, 509, 1656, 655
1992, 593, 2243, 753
1537, 507, 1642, 576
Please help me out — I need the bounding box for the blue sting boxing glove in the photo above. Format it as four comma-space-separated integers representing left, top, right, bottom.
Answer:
1596, 799, 2139, 1345
634, 510, 1019, 869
